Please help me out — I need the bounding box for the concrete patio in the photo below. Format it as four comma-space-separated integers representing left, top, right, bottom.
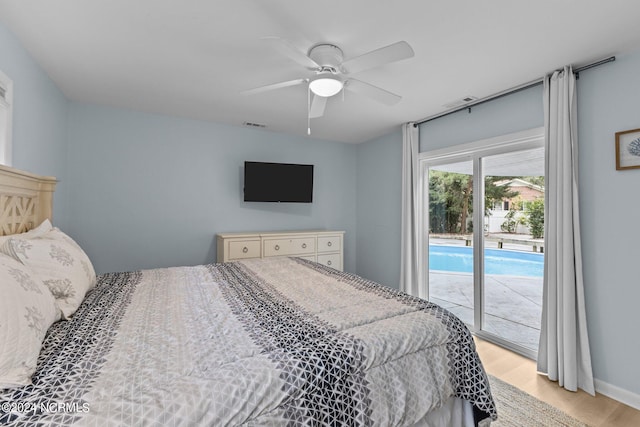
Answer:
429, 236, 543, 351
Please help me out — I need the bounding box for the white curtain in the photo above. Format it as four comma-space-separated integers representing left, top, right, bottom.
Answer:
400, 122, 420, 296
537, 66, 595, 395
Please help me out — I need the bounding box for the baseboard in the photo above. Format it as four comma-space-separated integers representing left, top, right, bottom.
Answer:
595, 379, 640, 411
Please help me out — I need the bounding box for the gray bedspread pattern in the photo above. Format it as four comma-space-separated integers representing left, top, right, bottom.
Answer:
0, 257, 496, 426
0, 271, 141, 426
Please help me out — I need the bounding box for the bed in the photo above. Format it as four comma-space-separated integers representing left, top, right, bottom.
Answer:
0, 164, 497, 426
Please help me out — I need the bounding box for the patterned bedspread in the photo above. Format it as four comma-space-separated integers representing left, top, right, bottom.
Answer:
0, 257, 497, 426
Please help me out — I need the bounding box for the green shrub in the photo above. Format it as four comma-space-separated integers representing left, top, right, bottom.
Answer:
525, 198, 545, 239
500, 209, 523, 234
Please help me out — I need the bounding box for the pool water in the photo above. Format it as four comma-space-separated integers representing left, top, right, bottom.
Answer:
429, 245, 544, 277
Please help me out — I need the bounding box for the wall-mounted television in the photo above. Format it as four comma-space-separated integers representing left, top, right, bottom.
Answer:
244, 161, 314, 203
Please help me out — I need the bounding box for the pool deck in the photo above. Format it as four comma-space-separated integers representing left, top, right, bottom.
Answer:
429, 236, 543, 351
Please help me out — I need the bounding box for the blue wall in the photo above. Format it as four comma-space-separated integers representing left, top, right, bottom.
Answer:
575, 52, 640, 398
419, 85, 543, 150
0, 23, 69, 229
65, 103, 358, 274
355, 130, 402, 288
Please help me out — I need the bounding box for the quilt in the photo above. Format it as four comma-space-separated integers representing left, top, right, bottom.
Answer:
0, 257, 497, 426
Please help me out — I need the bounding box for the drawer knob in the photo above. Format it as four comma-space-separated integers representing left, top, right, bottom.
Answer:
275, 245, 280, 251
302, 243, 307, 249
327, 241, 332, 247
242, 247, 248, 253
327, 260, 332, 266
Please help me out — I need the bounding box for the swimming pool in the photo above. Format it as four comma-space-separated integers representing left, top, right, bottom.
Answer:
429, 245, 544, 277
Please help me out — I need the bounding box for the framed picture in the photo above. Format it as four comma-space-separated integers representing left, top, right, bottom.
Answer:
615, 128, 640, 170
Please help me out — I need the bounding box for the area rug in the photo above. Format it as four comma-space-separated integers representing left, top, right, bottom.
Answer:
489, 375, 590, 426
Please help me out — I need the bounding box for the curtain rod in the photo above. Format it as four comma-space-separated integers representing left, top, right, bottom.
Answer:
414, 56, 616, 126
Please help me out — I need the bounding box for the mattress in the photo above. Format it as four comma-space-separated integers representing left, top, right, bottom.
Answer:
0, 257, 496, 426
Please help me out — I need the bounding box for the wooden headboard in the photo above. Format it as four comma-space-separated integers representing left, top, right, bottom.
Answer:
0, 164, 57, 236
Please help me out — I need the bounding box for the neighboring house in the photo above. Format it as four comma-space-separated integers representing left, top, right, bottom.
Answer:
487, 178, 544, 233
492, 178, 544, 211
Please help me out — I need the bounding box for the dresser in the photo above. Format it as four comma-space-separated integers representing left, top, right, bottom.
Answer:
216, 230, 345, 271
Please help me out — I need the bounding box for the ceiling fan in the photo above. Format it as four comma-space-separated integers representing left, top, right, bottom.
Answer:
242, 37, 415, 133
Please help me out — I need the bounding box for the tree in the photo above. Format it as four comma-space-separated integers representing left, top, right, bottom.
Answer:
428, 172, 521, 235
429, 171, 471, 233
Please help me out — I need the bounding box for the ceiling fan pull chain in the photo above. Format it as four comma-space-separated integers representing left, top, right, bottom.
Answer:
307, 85, 311, 135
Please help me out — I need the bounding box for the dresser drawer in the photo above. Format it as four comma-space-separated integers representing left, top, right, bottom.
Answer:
263, 237, 316, 257
317, 253, 342, 271
228, 240, 261, 260
317, 235, 341, 253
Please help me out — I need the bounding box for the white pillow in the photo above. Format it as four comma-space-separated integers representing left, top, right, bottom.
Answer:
2, 228, 96, 319
0, 253, 60, 389
0, 219, 53, 247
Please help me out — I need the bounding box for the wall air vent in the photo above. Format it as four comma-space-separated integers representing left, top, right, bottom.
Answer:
443, 95, 478, 109
243, 121, 267, 128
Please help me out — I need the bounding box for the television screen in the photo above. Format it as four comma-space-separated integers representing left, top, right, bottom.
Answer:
244, 161, 314, 203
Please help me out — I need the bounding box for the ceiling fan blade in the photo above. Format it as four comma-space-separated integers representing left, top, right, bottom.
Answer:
345, 79, 402, 105
262, 36, 320, 69
309, 94, 327, 118
341, 41, 414, 74
242, 78, 306, 95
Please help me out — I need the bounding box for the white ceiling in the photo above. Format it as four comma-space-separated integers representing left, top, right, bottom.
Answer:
1, 0, 640, 144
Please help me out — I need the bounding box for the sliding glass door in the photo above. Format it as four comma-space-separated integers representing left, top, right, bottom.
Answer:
420, 129, 545, 357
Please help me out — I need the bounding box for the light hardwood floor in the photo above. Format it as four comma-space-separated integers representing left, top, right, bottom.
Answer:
475, 338, 640, 426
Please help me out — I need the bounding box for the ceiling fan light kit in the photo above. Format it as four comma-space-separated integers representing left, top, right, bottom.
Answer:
309, 75, 343, 97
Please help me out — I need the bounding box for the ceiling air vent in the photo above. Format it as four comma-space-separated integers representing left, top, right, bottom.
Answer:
443, 95, 478, 109
243, 121, 267, 129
